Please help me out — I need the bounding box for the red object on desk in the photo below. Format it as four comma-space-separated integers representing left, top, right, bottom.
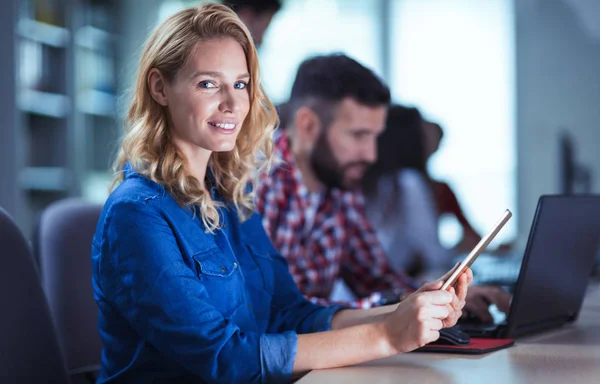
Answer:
415, 338, 515, 355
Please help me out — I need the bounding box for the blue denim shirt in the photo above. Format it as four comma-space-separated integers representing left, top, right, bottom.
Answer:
91, 165, 343, 383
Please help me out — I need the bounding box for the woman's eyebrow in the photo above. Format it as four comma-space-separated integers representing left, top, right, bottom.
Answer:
190, 71, 250, 80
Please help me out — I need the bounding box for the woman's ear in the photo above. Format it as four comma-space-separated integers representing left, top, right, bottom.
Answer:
148, 68, 169, 106
294, 106, 322, 148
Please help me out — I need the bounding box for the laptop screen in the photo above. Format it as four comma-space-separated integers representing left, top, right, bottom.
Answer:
507, 195, 600, 337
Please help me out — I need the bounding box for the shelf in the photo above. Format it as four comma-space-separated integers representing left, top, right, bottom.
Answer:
17, 18, 70, 48
18, 90, 70, 118
76, 25, 112, 51
77, 89, 116, 117
20, 167, 69, 192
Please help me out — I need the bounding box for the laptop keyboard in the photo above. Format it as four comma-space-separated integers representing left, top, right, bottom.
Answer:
473, 264, 521, 285
468, 255, 523, 286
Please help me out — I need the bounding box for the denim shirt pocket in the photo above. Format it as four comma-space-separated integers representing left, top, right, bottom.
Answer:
245, 243, 276, 295
192, 248, 244, 318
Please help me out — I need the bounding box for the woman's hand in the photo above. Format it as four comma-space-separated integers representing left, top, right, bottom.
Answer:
381, 268, 472, 353
421, 267, 472, 328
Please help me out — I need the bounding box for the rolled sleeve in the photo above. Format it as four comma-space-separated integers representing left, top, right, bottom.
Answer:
260, 331, 297, 384
309, 305, 346, 332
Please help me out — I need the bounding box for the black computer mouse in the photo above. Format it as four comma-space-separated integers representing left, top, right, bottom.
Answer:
431, 326, 471, 346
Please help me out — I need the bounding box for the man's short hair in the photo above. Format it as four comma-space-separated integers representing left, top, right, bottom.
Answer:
290, 54, 390, 104
276, 101, 292, 130
288, 53, 390, 128
223, 0, 282, 14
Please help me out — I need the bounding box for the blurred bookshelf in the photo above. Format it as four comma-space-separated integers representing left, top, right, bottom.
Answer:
74, 0, 119, 208
5, 0, 120, 237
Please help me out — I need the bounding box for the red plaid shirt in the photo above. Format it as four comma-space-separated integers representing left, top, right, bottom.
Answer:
256, 132, 418, 308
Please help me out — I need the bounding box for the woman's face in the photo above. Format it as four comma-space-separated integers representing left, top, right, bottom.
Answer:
152, 37, 251, 161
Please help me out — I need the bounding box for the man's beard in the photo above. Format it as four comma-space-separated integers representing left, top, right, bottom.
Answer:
310, 132, 371, 191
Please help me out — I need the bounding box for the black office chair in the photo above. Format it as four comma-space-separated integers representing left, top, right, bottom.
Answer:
0, 207, 70, 383
36, 198, 104, 383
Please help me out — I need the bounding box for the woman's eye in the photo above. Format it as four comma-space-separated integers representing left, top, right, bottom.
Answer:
234, 81, 248, 89
198, 81, 216, 89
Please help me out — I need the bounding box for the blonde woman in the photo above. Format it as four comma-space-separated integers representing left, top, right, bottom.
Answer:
91, 3, 472, 383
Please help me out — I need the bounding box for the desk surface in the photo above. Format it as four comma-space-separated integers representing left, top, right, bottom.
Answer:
299, 284, 600, 384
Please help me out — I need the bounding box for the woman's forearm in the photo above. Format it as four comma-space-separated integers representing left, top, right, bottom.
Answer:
330, 305, 398, 330
292, 322, 394, 375
292, 279, 467, 376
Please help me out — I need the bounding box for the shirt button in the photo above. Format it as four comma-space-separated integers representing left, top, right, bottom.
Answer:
233, 262, 238, 269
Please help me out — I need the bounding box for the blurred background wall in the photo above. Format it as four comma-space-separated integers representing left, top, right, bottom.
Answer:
1, 0, 598, 248
516, 0, 600, 241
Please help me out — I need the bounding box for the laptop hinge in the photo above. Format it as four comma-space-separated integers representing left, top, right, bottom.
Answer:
510, 316, 571, 338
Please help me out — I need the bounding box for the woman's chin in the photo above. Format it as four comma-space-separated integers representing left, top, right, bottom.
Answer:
212, 140, 236, 153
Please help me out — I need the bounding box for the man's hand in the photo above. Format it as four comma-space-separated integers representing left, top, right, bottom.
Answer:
465, 285, 511, 323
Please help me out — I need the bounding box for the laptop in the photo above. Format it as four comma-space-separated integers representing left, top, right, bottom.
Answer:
459, 195, 600, 339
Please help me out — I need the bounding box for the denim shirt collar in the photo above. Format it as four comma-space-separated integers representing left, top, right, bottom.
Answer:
123, 162, 225, 221
205, 167, 219, 200
123, 162, 219, 196
123, 162, 138, 180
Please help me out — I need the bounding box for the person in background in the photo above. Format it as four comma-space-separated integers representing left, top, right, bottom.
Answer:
276, 100, 292, 129
363, 105, 452, 279
255, 53, 509, 323
224, 0, 282, 47
422, 120, 512, 254
91, 4, 470, 382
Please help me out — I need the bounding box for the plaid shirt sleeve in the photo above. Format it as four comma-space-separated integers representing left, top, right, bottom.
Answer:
338, 196, 421, 309
255, 171, 279, 241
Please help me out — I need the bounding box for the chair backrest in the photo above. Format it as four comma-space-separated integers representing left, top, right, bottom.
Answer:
36, 198, 103, 377
0, 207, 70, 384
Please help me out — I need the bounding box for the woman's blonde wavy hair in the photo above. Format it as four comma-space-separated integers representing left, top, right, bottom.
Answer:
111, 3, 278, 232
